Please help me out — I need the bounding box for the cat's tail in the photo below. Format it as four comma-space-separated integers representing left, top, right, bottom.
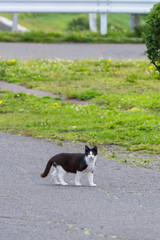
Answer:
41, 158, 54, 178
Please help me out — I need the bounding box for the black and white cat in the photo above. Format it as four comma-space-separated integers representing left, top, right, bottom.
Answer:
41, 145, 98, 186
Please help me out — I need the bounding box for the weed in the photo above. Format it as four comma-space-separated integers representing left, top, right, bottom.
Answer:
67, 16, 89, 31
111, 151, 116, 158
125, 73, 138, 83
77, 90, 102, 101
0, 62, 7, 79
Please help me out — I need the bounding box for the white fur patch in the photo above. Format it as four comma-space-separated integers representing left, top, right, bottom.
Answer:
85, 155, 97, 172
51, 166, 68, 185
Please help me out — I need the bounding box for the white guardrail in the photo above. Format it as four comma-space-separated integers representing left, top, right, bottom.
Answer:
0, 0, 159, 34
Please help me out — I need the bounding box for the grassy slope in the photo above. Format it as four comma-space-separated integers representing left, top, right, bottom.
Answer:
0, 12, 147, 32
0, 59, 159, 153
0, 13, 147, 43
0, 13, 88, 31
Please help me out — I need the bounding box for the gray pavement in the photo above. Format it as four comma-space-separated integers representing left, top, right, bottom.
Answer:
0, 42, 147, 60
1, 131, 160, 240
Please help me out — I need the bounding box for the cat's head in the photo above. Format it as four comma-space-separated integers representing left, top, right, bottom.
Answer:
85, 145, 98, 159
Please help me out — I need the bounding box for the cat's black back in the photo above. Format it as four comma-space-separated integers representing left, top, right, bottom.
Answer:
51, 153, 87, 173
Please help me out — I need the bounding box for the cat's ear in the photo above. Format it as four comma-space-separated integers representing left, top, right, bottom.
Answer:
93, 146, 98, 154
85, 145, 89, 151
94, 146, 98, 150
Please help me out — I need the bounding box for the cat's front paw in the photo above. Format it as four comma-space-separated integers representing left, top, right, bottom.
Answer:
75, 182, 82, 186
90, 183, 97, 187
61, 182, 68, 186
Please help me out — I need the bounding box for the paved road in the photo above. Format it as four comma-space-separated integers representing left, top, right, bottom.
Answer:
0, 42, 147, 60
1, 131, 160, 240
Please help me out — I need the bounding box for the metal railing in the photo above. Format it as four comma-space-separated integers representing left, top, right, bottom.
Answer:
0, 0, 159, 34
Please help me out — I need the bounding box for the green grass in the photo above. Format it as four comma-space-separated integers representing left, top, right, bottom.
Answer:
0, 30, 144, 43
0, 13, 147, 43
0, 59, 159, 99
0, 13, 147, 32
0, 59, 160, 153
0, 13, 89, 32
0, 91, 159, 153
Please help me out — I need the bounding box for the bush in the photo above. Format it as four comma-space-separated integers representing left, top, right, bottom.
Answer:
145, 2, 160, 72
67, 16, 89, 31
133, 24, 147, 38
108, 22, 124, 32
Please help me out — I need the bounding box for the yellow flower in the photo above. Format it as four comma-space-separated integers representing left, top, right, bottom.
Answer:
107, 59, 112, 62
6, 106, 8, 109
11, 59, 15, 63
54, 102, 58, 106
0, 56, 2, 59
0, 100, 3, 104
149, 65, 153, 69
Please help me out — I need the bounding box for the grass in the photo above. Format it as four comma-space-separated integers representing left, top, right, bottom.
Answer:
0, 13, 147, 43
0, 59, 160, 153
0, 13, 90, 32
0, 59, 159, 99
0, 30, 144, 43
0, 13, 147, 32
0, 91, 159, 153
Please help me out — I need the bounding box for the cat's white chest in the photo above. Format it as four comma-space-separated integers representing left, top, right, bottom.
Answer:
84, 155, 97, 172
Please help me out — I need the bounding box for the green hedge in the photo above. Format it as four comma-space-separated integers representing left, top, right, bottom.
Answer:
145, 2, 160, 72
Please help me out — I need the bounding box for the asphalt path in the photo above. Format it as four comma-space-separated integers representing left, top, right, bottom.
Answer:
0, 42, 147, 60
1, 131, 160, 240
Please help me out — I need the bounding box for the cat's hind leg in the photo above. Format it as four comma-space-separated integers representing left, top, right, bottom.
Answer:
51, 168, 60, 185
57, 166, 68, 186
75, 171, 82, 186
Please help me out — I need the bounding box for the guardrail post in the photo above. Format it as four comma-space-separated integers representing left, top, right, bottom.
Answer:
130, 14, 140, 30
100, 13, 107, 35
12, 13, 18, 31
89, 13, 97, 32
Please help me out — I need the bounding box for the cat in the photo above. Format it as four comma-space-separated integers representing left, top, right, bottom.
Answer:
41, 145, 98, 186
